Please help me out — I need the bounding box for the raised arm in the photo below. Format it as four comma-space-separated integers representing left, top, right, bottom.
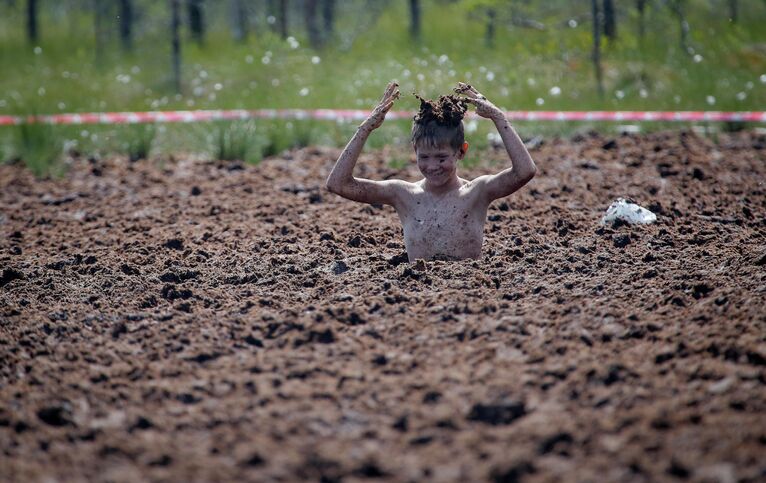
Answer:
455, 82, 537, 203
325, 82, 407, 206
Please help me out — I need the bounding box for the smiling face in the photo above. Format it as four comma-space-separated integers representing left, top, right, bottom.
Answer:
411, 111, 467, 189
414, 142, 466, 187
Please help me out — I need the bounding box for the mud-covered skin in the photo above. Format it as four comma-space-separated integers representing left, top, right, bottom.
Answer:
397, 177, 488, 261
327, 82, 537, 261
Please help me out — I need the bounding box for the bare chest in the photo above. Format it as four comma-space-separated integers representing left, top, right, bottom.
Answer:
403, 200, 476, 233
396, 194, 487, 259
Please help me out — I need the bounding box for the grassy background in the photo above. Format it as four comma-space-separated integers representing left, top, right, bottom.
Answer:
1, 0, 765, 176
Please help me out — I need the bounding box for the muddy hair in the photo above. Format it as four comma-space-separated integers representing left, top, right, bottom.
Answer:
411, 94, 468, 151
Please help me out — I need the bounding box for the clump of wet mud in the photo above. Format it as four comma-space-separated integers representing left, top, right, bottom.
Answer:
1, 130, 765, 482
413, 94, 467, 127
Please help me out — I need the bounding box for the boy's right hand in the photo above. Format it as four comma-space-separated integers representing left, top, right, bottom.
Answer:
361, 82, 400, 132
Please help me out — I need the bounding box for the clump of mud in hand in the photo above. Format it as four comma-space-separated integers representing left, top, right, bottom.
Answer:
413, 94, 467, 127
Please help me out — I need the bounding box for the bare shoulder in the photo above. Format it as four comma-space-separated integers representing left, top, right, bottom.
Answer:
461, 175, 490, 187
383, 178, 418, 189
380, 178, 419, 196
461, 169, 535, 203
373, 178, 419, 206
459, 175, 493, 197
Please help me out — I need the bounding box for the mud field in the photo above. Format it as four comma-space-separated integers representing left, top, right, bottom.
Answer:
1, 130, 765, 482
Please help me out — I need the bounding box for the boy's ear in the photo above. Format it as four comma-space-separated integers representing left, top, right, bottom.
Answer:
460, 142, 469, 158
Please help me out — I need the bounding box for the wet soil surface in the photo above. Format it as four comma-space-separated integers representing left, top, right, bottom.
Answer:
1, 130, 765, 482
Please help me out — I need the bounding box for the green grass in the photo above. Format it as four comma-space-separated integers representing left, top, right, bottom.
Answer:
1, 0, 765, 175
120, 124, 157, 162
214, 121, 256, 162
11, 122, 64, 177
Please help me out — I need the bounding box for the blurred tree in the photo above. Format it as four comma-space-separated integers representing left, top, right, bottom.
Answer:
603, 0, 616, 41
636, 0, 646, 43
230, 0, 248, 41
171, 0, 182, 93
667, 0, 690, 53
592, 0, 604, 97
94, 0, 106, 63
187, 0, 205, 45
267, 0, 285, 36
278, 0, 289, 39
337, 0, 391, 51
27, 0, 38, 43
118, 0, 134, 51
485, 7, 496, 47
409, 0, 421, 40
462, 0, 503, 47
305, 0, 321, 47
462, 0, 545, 48
267, 0, 276, 31
728, 0, 737, 22
321, 0, 335, 39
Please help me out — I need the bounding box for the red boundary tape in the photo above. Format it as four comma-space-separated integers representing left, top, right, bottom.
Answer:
0, 109, 764, 126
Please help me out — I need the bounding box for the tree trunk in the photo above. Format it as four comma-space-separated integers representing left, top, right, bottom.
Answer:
728, 0, 738, 23
94, 0, 106, 63
409, 0, 421, 40
278, 0, 288, 39
591, 0, 604, 98
321, 0, 335, 39
27, 0, 38, 43
231, 0, 248, 41
118, 0, 133, 51
484, 8, 496, 48
305, 0, 321, 48
171, 0, 182, 93
603, 0, 616, 41
267, 0, 276, 31
668, 0, 689, 54
187, 0, 204, 45
636, 0, 645, 43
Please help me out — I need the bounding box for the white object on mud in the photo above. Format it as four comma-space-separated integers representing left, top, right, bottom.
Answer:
601, 198, 657, 225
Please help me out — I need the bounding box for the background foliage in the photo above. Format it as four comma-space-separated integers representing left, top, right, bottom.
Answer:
1, 0, 764, 175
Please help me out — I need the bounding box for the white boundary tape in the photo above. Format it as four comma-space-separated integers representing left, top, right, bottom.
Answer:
1, 109, 765, 126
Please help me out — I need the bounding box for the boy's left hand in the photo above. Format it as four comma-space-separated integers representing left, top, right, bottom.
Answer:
454, 82, 504, 121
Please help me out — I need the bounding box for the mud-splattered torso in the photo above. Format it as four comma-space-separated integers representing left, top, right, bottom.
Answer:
394, 178, 488, 261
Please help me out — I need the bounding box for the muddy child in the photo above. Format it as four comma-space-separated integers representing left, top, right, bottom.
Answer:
326, 82, 537, 261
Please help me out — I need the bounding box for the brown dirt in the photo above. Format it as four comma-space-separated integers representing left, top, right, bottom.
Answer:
1, 130, 765, 482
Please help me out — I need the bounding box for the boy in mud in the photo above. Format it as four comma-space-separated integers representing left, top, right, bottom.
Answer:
326, 82, 537, 261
